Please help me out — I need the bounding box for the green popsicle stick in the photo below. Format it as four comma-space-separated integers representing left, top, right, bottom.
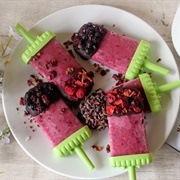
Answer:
53, 125, 95, 170
14, 23, 55, 64
125, 40, 169, 80
109, 153, 152, 180
139, 73, 180, 113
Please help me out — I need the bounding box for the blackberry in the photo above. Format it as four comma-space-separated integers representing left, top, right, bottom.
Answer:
72, 22, 107, 60
24, 82, 60, 116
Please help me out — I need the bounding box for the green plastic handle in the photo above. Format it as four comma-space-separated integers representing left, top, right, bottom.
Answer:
109, 153, 152, 180
125, 40, 169, 80
74, 146, 94, 170
139, 73, 180, 113
128, 166, 136, 180
53, 125, 95, 170
14, 23, 35, 44
14, 23, 55, 64
144, 61, 169, 76
156, 80, 180, 93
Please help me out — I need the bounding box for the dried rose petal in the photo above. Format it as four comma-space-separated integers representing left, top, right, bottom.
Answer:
106, 87, 143, 116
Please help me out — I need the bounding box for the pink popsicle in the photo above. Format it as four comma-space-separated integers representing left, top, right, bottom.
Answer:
15, 23, 94, 102
72, 22, 169, 80
24, 82, 94, 170
106, 87, 152, 179
33, 98, 83, 147
106, 87, 148, 156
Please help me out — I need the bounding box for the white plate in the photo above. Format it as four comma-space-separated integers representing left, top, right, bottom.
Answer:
2, 4, 180, 179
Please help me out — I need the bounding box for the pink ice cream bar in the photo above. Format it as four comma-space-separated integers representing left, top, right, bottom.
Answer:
108, 113, 148, 156
106, 87, 152, 180
72, 22, 169, 80
15, 23, 94, 102
34, 98, 83, 147
106, 87, 148, 156
24, 82, 94, 170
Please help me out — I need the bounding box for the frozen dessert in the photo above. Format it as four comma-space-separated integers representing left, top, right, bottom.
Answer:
106, 86, 152, 180
24, 82, 95, 170
72, 22, 169, 80
15, 23, 94, 102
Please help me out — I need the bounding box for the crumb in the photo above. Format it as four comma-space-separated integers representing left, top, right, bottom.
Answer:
27, 75, 43, 86
112, 73, 127, 86
93, 63, 109, 76
161, 19, 168, 26
177, 125, 180, 132
63, 40, 73, 49
25, 136, 31, 142
19, 97, 24, 105
92, 145, 103, 151
68, 50, 75, 57
106, 144, 110, 153
100, 69, 107, 76
156, 58, 161, 62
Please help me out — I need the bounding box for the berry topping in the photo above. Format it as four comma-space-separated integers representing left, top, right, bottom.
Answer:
24, 82, 60, 117
106, 87, 143, 116
72, 22, 107, 60
61, 68, 94, 102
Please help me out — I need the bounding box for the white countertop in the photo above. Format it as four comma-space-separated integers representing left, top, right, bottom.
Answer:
0, 0, 180, 179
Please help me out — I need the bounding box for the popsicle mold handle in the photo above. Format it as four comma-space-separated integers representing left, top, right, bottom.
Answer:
74, 146, 94, 170
125, 40, 150, 80
139, 73, 161, 113
128, 166, 136, 180
53, 125, 95, 170
156, 80, 180, 93
143, 61, 169, 76
14, 23, 56, 64
14, 23, 35, 44
139, 73, 180, 113
108, 153, 152, 180
125, 40, 169, 80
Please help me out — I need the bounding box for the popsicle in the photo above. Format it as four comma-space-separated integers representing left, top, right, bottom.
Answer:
24, 82, 94, 170
15, 23, 94, 102
122, 73, 180, 113
72, 22, 169, 80
106, 87, 152, 180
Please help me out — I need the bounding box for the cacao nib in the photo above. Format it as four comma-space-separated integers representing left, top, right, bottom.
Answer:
79, 88, 108, 130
